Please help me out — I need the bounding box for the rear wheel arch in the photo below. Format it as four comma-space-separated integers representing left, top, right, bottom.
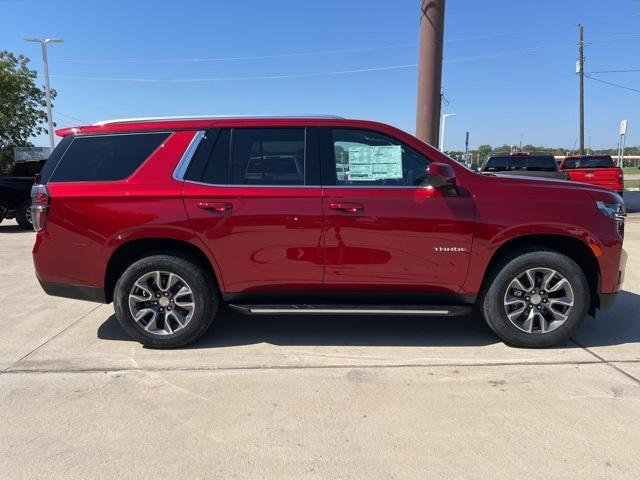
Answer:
104, 238, 221, 303
480, 234, 600, 312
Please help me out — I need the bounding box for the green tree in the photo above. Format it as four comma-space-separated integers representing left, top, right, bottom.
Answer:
475, 144, 492, 160
0, 51, 52, 175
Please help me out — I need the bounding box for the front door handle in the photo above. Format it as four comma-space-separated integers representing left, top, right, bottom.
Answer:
329, 202, 364, 213
197, 202, 233, 213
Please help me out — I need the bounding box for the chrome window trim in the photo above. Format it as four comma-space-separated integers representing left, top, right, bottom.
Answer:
182, 179, 320, 189
173, 130, 206, 181
181, 179, 421, 189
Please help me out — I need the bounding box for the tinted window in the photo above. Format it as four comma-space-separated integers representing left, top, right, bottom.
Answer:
12, 160, 46, 177
484, 155, 556, 172
231, 129, 305, 185
200, 129, 231, 184
484, 156, 508, 172
331, 129, 430, 186
50, 133, 169, 182
39, 135, 73, 183
509, 157, 528, 170
526, 155, 557, 171
562, 156, 615, 169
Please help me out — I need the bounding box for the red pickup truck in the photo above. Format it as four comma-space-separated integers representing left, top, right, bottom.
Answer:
559, 155, 624, 196
31, 116, 627, 349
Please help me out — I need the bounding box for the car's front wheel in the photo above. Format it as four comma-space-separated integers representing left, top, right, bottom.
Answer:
481, 249, 590, 348
113, 254, 218, 348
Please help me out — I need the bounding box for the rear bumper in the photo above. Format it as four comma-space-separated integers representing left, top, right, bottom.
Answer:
38, 280, 107, 303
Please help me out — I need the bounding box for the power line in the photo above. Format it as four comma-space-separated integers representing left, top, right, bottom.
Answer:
585, 74, 640, 94
55, 111, 88, 123
53, 14, 640, 65
51, 64, 420, 83
445, 41, 575, 63
49, 41, 582, 83
588, 32, 640, 44
55, 43, 417, 64
587, 68, 640, 74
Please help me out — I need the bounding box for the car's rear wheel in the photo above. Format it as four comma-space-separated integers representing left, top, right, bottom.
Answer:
15, 200, 33, 230
114, 254, 217, 348
481, 249, 590, 348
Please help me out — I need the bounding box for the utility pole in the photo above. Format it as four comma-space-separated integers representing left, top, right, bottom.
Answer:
416, 0, 446, 147
577, 24, 585, 156
25, 38, 63, 149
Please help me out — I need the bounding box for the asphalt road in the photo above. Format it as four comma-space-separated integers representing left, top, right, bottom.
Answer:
1, 196, 639, 479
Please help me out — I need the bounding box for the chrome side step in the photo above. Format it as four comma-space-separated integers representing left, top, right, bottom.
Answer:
228, 304, 471, 316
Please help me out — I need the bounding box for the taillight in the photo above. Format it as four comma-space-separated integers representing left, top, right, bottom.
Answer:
31, 184, 50, 232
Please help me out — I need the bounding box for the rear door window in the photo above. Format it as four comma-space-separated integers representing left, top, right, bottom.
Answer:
230, 128, 305, 185
49, 132, 169, 182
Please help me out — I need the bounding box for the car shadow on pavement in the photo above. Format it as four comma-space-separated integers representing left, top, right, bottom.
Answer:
96, 290, 640, 349
572, 290, 640, 348
98, 309, 500, 348
0, 223, 30, 233
624, 191, 640, 213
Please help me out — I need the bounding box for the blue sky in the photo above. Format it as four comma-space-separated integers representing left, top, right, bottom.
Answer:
2, 0, 639, 150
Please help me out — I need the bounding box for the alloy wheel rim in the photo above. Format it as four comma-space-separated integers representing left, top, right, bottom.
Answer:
25, 207, 32, 224
128, 271, 195, 336
503, 267, 574, 334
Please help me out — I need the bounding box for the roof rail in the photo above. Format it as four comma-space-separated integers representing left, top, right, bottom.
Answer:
94, 114, 344, 126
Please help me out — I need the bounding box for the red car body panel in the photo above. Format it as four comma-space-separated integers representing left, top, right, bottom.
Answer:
321, 187, 475, 293
559, 156, 624, 194
182, 182, 325, 293
33, 117, 625, 309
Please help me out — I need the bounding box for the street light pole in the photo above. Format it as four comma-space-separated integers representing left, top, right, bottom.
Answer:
24, 38, 63, 149
439, 113, 456, 152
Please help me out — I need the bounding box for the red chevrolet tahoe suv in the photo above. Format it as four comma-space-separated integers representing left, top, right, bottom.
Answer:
31, 116, 627, 349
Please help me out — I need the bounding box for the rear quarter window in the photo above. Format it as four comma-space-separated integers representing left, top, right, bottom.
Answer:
48, 132, 169, 182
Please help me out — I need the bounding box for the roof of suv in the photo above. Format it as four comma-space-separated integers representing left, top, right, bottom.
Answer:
55, 115, 351, 137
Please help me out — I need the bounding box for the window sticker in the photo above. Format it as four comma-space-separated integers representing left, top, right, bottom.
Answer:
345, 145, 403, 181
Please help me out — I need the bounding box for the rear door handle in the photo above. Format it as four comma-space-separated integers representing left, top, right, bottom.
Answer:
329, 202, 364, 213
197, 202, 233, 213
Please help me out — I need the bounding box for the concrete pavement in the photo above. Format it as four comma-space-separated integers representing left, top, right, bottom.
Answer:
1, 206, 639, 479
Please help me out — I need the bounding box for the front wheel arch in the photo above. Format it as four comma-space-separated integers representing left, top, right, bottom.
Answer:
479, 235, 600, 313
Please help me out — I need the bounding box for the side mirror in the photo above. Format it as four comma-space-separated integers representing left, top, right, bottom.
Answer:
416, 162, 457, 197
427, 162, 456, 184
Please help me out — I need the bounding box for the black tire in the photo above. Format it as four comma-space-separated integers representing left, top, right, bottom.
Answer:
15, 200, 33, 230
113, 254, 218, 348
480, 248, 590, 348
